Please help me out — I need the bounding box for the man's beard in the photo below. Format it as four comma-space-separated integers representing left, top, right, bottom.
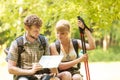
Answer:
29, 35, 38, 40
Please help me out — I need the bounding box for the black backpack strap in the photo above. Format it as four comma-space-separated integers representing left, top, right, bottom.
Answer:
55, 39, 80, 69
55, 40, 60, 54
38, 35, 46, 55
72, 39, 80, 69
72, 39, 79, 57
55, 39, 78, 55
15, 36, 24, 67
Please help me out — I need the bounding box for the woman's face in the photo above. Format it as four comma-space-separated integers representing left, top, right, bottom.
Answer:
56, 31, 69, 41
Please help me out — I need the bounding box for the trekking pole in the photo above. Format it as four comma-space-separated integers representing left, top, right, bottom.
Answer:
77, 16, 92, 80
80, 32, 90, 80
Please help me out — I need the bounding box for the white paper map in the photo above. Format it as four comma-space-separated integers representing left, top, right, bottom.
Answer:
39, 55, 63, 68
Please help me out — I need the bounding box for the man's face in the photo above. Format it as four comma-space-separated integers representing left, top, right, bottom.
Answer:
27, 25, 40, 39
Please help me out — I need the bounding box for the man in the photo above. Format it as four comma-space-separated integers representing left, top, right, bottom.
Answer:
7, 14, 58, 80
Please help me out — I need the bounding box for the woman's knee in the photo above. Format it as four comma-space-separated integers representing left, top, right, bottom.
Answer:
58, 71, 72, 80
64, 71, 71, 76
72, 74, 83, 80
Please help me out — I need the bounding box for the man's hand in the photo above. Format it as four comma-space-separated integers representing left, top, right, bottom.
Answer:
31, 63, 43, 74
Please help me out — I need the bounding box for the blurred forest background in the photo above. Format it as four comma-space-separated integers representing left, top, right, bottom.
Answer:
0, 0, 120, 62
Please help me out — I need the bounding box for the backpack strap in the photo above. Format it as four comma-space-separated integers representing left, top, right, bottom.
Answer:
55, 39, 81, 69
15, 35, 46, 67
38, 35, 46, 55
15, 36, 25, 67
72, 39, 79, 57
55, 39, 79, 55
55, 40, 60, 54
72, 39, 80, 69
5, 35, 46, 68
4, 36, 24, 65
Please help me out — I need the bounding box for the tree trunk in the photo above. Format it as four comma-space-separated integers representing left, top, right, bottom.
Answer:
103, 35, 110, 51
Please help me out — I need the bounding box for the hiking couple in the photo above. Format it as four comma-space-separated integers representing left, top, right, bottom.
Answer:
7, 14, 95, 80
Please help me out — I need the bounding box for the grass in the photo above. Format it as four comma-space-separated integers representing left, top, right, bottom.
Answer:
88, 45, 120, 62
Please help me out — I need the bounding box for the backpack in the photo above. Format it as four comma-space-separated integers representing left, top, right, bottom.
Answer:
55, 39, 81, 69
4, 34, 46, 67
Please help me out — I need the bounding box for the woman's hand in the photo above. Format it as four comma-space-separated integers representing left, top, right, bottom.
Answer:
78, 20, 85, 29
79, 53, 88, 62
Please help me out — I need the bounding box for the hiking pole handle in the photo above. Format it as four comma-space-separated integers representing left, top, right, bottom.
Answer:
77, 16, 93, 33
77, 16, 85, 34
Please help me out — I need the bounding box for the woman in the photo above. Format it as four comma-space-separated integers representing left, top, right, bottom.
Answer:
50, 19, 95, 80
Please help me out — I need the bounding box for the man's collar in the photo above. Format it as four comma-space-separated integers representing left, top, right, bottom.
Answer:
22, 33, 40, 44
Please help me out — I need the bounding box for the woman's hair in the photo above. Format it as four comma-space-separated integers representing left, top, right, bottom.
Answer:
56, 20, 70, 32
24, 14, 42, 28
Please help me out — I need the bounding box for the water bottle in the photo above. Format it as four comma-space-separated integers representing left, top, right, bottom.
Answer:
79, 50, 83, 57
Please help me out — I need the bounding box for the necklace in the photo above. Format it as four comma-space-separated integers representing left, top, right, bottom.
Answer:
61, 39, 71, 61
66, 54, 70, 61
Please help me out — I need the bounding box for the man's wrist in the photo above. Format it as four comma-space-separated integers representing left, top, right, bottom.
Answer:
29, 69, 36, 75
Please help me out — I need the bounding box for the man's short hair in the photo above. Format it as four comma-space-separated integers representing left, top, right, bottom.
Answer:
24, 14, 42, 28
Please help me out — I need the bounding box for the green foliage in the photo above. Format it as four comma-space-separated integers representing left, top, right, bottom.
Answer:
88, 45, 120, 62
110, 20, 120, 41
0, 0, 120, 48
